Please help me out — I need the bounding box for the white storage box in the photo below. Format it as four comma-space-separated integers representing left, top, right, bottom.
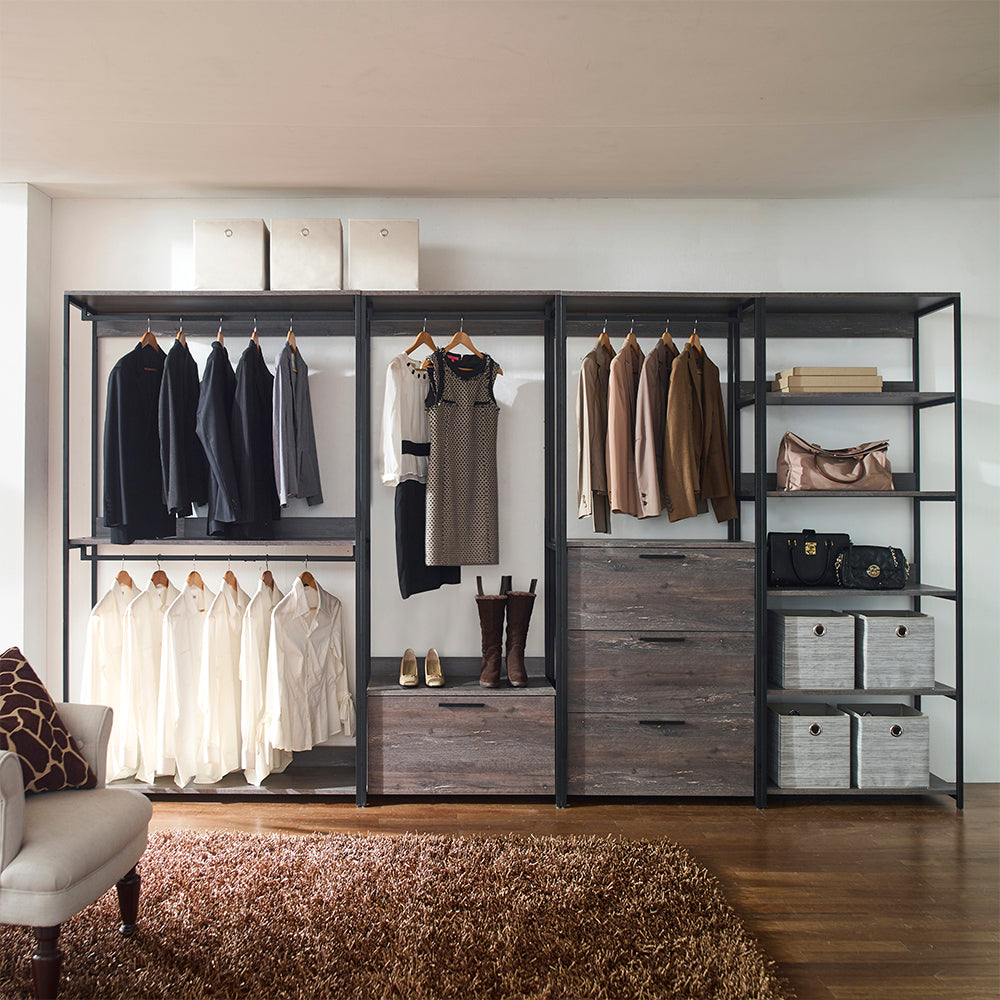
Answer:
347, 219, 419, 290
768, 609, 855, 689
838, 703, 929, 788
768, 703, 851, 788
270, 218, 342, 290
194, 219, 269, 290
852, 611, 935, 689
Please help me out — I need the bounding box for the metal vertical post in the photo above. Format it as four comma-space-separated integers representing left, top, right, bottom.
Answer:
912, 314, 922, 616
355, 294, 371, 807
552, 295, 568, 807
727, 313, 738, 542
953, 295, 964, 809
62, 295, 72, 701
753, 296, 768, 808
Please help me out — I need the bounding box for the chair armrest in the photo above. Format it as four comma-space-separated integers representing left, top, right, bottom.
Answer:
0, 750, 26, 872
55, 702, 113, 788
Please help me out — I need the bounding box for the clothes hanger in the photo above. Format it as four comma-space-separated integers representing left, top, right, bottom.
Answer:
405, 318, 437, 357
115, 557, 134, 590
286, 316, 297, 355
175, 316, 186, 349
299, 555, 318, 591
250, 315, 259, 347
597, 318, 613, 352
222, 555, 238, 593
261, 554, 274, 592
151, 555, 169, 589
622, 318, 638, 350
139, 316, 161, 352
687, 319, 703, 353
187, 555, 204, 591
661, 318, 676, 352
422, 317, 503, 375
216, 316, 224, 346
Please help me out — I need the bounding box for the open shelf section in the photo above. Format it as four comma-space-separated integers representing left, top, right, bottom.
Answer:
737, 474, 954, 500
768, 681, 957, 698
367, 657, 552, 695
767, 583, 956, 599
767, 774, 957, 797
737, 383, 956, 408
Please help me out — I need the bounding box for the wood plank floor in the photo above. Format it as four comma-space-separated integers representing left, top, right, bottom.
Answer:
150, 784, 1000, 1000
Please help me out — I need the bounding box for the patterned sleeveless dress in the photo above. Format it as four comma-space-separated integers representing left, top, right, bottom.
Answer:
424, 348, 500, 566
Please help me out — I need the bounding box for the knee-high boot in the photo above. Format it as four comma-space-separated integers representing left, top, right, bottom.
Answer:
504, 584, 536, 688
476, 579, 507, 688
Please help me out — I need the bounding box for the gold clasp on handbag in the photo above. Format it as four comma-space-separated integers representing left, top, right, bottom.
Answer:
805, 541, 817, 556
867, 564, 881, 578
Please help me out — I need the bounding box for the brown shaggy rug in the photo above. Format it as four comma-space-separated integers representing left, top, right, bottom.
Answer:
0, 830, 791, 1000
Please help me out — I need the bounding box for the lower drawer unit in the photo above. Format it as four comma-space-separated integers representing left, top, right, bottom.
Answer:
368, 688, 554, 795
567, 710, 753, 796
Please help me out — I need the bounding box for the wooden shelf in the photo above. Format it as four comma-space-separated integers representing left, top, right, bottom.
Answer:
738, 473, 953, 499
768, 681, 957, 698
768, 774, 957, 796
767, 583, 956, 599
736, 383, 955, 408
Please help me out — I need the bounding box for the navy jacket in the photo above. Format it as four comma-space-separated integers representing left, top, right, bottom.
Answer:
195, 341, 241, 536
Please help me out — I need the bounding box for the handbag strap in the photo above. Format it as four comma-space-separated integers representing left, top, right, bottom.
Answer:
788, 536, 838, 584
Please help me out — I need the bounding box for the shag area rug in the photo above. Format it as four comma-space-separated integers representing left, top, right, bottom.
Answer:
0, 830, 791, 1000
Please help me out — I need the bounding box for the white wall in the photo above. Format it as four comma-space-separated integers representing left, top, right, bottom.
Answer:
43, 195, 999, 780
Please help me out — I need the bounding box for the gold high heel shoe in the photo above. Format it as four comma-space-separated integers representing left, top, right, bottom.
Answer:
424, 648, 445, 687
399, 648, 418, 687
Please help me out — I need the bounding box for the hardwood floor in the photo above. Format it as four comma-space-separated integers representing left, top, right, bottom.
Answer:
149, 784, 1000, 1000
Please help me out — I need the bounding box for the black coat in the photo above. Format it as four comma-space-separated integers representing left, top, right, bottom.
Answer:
158, 340, 209, 517
195, 341, 241, 536
103, 343, 176, 544
231, 340, 281, 539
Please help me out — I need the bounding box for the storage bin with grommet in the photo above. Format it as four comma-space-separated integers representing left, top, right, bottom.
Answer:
849, 611, 935, 689
767, 609, 855, 689
768, 703, 851, 788
838, 703, 930, 788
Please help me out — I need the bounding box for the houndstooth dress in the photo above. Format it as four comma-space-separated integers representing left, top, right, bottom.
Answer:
425, 348, 500, 566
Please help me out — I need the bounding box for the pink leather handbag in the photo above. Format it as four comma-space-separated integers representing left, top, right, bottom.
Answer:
777, 431, 893, 491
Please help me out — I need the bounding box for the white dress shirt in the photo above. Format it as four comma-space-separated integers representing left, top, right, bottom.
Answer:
197, 578, 249, 783
121, 578, 179, 784
380, 353, 432, 486
239, 578, 292, 786
265, 577, 355, 753
158, 581, 216, 787
80, 578, 136, 781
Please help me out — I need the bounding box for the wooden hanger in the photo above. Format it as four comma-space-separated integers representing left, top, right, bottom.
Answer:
115, 562, 134, 589
261, 568, 275, 591
622, 318, 638, 351
175, 317, 186, 349
223, 565, 239, 592
186, 569, 204, 590
151, 558, 169, 588
597, 318, 613, 353
216, 317, 224, 345
139, 317, 161, 352
286, 316, 297, 354
299, 570, 318, 591
687, 319, 703, 353
661, 319, 676, 352
421, 318, 503, 375
251, 316, 259, 347
405, 319, 437, 357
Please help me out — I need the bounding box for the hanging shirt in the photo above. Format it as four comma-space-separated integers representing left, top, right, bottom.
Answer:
197, 578, 249, 783
635, 338, 681, 519
158, 339, 209, 517
239, 578, 292, 786
576, 340, 615, 533
606, 338, 645, 517
103, 343, 176, 543
80, 577, 136, 781
381, 353, 433, 486
122, 578, 179, 785
231, 340, 281, 539
273, 343, 323, 507
265, 578, 354, 753
195, 341, 241, 536
158, 581, 216, 787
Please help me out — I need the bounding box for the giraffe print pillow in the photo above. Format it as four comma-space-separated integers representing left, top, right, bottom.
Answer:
0, 647, 97, 794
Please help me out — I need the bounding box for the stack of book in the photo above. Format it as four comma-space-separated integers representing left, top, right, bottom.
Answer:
771, 366, 883, 393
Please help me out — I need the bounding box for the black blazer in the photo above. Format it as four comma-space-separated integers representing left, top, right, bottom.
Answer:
195, 341, 241, 536
158, 339, 209, 517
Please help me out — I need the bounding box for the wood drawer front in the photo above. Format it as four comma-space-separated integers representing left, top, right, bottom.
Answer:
568, 630, 753, 714
567, 546, 753, 632
567, 712, 753, 796
368, 694, 554, 795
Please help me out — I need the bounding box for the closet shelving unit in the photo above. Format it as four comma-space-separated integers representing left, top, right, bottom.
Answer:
737, 293, 963, 808
63, 290, 362, 796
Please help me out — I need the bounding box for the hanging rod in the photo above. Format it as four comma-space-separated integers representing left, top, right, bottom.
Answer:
75, 549, 354, 564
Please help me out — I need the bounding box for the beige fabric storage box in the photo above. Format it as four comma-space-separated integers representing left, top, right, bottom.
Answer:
839, 703, 929, 788
194, 219, 269, 290
852, 611, 935, 689
769, 703, 850, 788
270, 218, 342, 290
347, 219, 419, 290
768, 609, 855, 689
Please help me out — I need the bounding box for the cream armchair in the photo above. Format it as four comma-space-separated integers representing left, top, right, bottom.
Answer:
0, 703, 152, 1000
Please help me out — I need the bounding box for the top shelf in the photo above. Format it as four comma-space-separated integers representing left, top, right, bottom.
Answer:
737, 384, 956, 408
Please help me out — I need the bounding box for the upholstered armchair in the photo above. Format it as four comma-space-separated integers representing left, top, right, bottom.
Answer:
0, 703, 153, 1000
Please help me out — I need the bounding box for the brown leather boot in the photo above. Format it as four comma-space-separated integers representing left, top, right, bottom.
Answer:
476, 594, 506, 687
504, 587, 535, 687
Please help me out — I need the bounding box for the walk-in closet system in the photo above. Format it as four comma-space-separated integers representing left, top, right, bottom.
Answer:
62, 290, 963, 809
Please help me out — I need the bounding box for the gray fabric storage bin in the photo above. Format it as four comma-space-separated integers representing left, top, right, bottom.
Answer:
347, 219, 419, 289
768, 609, 855, 688
194, 219, 269, 290
768, 703, 851, 788
838, 703, 930, 788
852, 611, 935, 689
270, 218, 343, 290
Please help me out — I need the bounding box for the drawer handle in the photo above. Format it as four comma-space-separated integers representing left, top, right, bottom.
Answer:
638, 636, 687, 644
638, 553, 686, 561
438, 702, 485, 709
638, 720, 686, 728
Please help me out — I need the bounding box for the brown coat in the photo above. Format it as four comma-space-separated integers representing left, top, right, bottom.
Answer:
635, 338, 680, 518
662, 343, 738, 523
576, 341, 614, 533
606, 338, 644, 517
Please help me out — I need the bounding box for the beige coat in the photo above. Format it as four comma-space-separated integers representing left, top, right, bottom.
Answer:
576, 341, 615, 533
635, 338, 680, 518
606, 337, 644, 517
663, 343, 738, 523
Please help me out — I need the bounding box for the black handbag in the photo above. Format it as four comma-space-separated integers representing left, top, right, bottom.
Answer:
835, 544, 909, 590
766, 529, 851, 587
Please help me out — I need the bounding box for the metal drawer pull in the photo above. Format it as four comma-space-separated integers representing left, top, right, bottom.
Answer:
638, 553, 686, 561
438, 702, 485, 709
638, 720, 685, 727
638, 636, 686, 644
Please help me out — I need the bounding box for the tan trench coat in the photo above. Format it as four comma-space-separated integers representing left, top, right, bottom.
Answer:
606, 338, 644, 517
576, 341, 615, 533
635, 337, 680, 518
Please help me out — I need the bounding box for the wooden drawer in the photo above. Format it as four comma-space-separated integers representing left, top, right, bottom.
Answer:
567, 544, 753, 631
567, 711, 753, 796
368, 688, 554, 795
568, 630, 753, 714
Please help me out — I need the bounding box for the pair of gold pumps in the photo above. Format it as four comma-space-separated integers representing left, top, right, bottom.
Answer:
398, 648, 445, 687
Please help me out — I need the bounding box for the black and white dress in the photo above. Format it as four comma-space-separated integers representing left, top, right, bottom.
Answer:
424, 349, 500, 566
380, 354, 460, 598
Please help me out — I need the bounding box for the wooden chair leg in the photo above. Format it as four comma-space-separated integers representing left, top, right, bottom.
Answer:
116, 865, 141, 937
31, 925, 61, 1000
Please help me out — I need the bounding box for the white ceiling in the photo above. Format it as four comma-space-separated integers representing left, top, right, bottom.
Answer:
1, 0, 997, 198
